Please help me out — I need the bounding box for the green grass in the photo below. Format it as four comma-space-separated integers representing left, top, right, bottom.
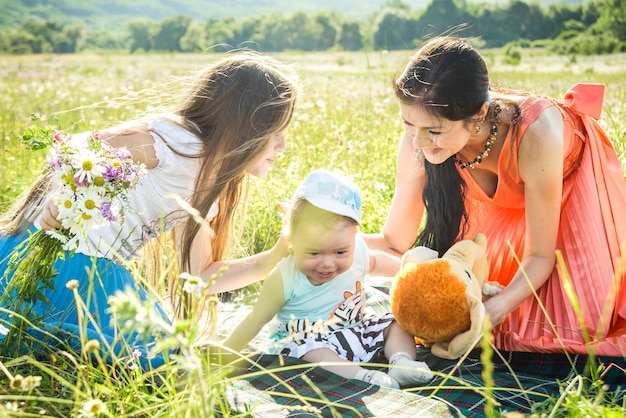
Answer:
1, 49, 625, 417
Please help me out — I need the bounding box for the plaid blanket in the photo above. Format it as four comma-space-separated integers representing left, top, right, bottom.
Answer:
225, 353, 453, 417
411, 348, 626, 417
225, 350, 624, 417
221, 280, 625, 417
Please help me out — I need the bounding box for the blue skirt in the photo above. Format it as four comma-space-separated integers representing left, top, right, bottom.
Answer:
0, 227, 172, 370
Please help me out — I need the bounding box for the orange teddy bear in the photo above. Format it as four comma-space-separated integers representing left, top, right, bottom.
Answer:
389, 234, 503, 359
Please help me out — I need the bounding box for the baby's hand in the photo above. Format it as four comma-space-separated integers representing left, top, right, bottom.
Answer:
39, 200, 62, 230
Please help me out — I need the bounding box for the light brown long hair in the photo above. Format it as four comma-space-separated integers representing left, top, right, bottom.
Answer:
0, 174, 51, 235
164, 52, 299, 321
172, 53, 298, 273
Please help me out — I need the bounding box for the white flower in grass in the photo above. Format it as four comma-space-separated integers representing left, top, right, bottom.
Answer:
181, 272, 207, 297
79, 399, 109, 417
10, 374, 42, 392
72, 148, 105, 184
4, 401, 19, 412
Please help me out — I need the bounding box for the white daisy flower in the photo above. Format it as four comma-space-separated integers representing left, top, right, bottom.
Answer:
79, 399, 109, 417
72, 148, 105, 184
181, 272, 207, 297
54, 186, 78, 220
66, 188, 105, 235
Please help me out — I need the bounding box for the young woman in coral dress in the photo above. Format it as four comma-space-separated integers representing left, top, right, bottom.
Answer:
365, 36, 626, 357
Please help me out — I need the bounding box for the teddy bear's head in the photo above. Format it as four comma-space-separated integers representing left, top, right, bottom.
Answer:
389, 234, 490, 359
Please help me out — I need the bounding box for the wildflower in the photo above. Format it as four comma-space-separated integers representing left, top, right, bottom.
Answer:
72, 149, 105, 183
0, 323, 8, 336
22, 375, 42, 391
84, 339, 100, 353
66, 279, 79, 290
47, 155, 63, 171
100, 201, 117, 222
126, 350, 142, 371
53, 130, 67, 144
92, 176, 105, 187
181, 272, 207, 297
66, 189, 105, 235
9, 375, 23, 390
79, 399, 109, 417
55, 187, 77, 219
103, 164, 123, 182
74, 188, 103, 219
3, 401, 19, 412
10, 374, 41, 392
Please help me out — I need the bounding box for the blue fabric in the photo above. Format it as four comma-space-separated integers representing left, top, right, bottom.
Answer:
0, 227, 172, 370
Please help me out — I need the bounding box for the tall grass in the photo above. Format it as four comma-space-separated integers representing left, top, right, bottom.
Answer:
1, 49, 625, 417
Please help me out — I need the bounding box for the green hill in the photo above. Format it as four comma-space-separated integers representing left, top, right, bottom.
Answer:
3, 0, 388, 30
0, 0, 585, 31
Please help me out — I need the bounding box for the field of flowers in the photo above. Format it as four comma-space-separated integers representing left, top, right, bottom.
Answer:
0, 49, 625, 417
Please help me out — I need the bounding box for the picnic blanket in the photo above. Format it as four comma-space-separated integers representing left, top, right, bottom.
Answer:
225, 354, 452, 417
223, 350, 625, 417
411, 348, 625, 417
219, 277, 626, 417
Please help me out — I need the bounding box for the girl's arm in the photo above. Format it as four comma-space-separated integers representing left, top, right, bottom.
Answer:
484, 106, 564, 325
39, 131, 158, 230
102, 131, 159, 168
177, 222, 289, 294
362, 131, 426, 255
106, 129, 288, 294
221, 267, 286, 352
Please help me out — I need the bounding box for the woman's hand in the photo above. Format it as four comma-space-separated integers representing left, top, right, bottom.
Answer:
39, 200, 62, 230
483, 295, 510, 327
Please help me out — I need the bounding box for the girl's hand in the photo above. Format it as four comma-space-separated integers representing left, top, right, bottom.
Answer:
273, 201, 292, 259
39, 200, 62, 230
271, 231, 291, 261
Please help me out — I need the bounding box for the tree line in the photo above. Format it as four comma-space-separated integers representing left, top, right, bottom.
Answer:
1, 0, 625, 55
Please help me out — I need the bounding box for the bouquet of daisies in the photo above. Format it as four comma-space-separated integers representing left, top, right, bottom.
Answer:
40, 130, 146, 249
3, 128, 146, 317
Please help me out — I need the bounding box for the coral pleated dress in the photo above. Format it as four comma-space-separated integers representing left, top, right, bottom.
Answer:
462, 84, 626, 356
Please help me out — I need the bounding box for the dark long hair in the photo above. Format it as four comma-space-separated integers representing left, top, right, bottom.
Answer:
393, 37, 490, 254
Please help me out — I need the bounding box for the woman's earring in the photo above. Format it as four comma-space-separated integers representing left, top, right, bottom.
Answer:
475, 125, 481, 134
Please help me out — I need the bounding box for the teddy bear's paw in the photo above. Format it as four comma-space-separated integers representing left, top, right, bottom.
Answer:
482, 281, 504, 297
355, 369, 400, 389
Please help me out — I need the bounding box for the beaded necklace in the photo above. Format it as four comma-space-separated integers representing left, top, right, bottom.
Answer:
455, 120, 498, 170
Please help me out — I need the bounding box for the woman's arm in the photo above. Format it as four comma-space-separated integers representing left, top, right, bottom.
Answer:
362, 132, 426, 255
484, 106, 564, 325
221, 268, 286, 352
368, 250, 401, 277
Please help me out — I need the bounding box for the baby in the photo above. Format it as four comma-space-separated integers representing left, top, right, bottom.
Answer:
222, 170, 432, 388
